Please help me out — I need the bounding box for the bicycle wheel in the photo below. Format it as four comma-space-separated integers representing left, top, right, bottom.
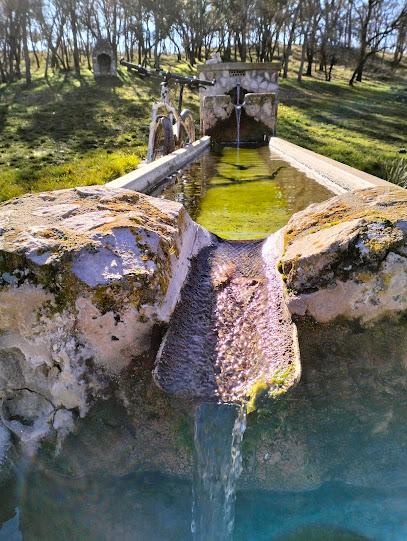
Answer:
178, 109, 195, 148
152, 116, 175, 160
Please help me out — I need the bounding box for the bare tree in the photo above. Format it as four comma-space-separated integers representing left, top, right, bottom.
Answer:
391, 11, 407, 67
298, 0, 322, 82
282, 0, 302, 79
349, 0, 407, 85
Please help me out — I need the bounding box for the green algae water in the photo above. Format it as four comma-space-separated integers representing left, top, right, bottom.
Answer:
155, 146, 333, 239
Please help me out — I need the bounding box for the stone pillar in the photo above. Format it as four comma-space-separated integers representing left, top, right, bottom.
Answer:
92, 39, 117, 78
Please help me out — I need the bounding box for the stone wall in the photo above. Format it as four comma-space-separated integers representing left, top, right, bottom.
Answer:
197, 62, 280, 142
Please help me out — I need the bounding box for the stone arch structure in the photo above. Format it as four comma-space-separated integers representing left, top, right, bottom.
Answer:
197, 62, 280, 143
92, 39, 117, 77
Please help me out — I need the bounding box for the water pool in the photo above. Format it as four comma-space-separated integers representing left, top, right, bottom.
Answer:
1, 147, 407, 541
152, 146, 333, 240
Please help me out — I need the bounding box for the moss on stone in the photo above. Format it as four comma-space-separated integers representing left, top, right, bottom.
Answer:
246, 364, 294, 413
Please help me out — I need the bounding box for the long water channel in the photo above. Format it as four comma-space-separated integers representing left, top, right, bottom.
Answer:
1, 147, 407, 540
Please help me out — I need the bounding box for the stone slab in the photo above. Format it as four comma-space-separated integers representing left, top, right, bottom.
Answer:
106, 136, 211, 194
269, 137, 393, 193
279, 186, 407, 323
198, 62, 281, 72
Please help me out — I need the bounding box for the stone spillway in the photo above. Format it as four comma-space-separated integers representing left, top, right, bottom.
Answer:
154, 229, 301, 404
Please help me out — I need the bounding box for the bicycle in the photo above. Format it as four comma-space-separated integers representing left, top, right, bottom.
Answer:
120, 59, 215, 163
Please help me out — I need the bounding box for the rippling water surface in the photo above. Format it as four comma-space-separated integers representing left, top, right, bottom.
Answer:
154, 146, 333, 239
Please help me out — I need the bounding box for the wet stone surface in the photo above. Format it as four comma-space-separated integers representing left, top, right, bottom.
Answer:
154, 230, 300, 404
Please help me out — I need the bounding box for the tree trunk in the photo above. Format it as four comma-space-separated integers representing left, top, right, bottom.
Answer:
298, 34, 308, 83
22, 7, 31, 84
306, 45, 314, 76
0, 59, 6, 83
70, 5, 81, 75
283, 2, 301, 79
356, 65, 363, 82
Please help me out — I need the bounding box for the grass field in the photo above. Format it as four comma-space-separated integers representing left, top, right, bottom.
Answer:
0, 55, 406, 201
278, 72, 407, 178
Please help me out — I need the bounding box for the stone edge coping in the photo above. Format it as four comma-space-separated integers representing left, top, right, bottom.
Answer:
197, 62, 281, 72
269, 137, 397, 195
106, 136, 211, 194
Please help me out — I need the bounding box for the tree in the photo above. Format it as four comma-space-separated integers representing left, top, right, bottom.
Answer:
349, 0, 407, 85
297, 0, 322, 82
282, 0, 302, 79
391, 11, 407, 67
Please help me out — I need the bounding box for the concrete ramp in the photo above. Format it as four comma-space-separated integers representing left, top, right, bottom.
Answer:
154, 229, 300, 404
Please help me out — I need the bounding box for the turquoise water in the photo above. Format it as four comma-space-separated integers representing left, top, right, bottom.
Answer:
1, 318, 406, 540
1, 464, 406, 540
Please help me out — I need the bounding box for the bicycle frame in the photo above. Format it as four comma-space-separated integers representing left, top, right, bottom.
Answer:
119, 58, 214, 163
146, 82, 185, 163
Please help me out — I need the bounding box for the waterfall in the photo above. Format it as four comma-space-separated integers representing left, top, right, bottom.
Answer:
191, 403, 246, 541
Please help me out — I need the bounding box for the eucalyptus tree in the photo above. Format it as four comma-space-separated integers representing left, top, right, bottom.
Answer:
143, 0, 177, 67
173, 0, 212, 64
282, 0, 302, 78
211, 0, 233, 60
391, 10, 407, 67
0, 3, 7, 82
252, 0, 286, 62
230, 0, 252, 61
65, 0, 81, 74
33, 0, 69, 73
119, 0, 147, 63
303, 0, 323, 77
0, 0, 21, 81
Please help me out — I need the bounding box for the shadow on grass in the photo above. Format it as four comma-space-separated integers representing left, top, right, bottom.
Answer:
12, 72, 154, 156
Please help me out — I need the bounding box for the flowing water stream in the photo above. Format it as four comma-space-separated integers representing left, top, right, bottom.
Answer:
1, 148, 407, 540
234, 81, 244, 147
192, 404, 246, 541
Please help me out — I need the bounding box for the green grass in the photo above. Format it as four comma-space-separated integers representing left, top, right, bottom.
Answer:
278, 65, 407, 178
0, 57, 199, 201
0, 54, 406, 201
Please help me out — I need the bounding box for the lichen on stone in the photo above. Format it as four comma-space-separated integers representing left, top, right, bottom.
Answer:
279, 186, 407, 323
0, 185, 213, 448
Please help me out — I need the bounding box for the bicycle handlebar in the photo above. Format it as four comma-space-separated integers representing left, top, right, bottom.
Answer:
120, 58, 215, 88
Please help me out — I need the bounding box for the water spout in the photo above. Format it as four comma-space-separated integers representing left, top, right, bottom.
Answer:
191, 403, 246, 541
234, 81, 245, 147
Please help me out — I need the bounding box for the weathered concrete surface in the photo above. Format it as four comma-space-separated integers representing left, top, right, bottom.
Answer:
244, 93, 277, 131
0, 185, 213, 446
279, 186, 407, 323
107, 136, 211, 194
269, 137, 392, 193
